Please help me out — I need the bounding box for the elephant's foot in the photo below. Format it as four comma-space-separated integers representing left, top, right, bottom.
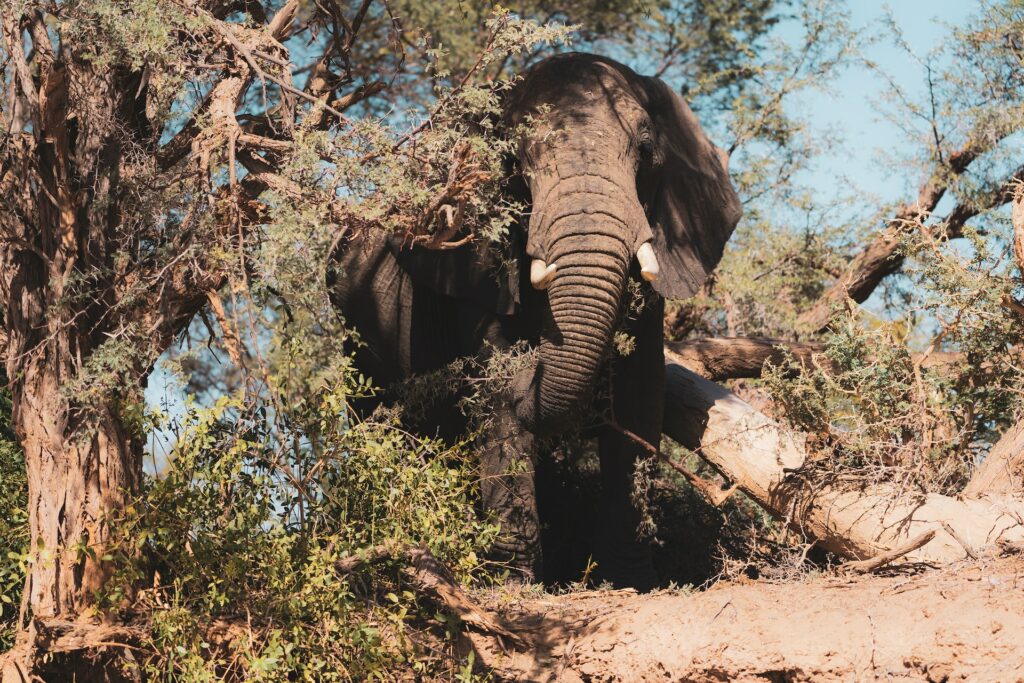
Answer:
489, 535, 543, 584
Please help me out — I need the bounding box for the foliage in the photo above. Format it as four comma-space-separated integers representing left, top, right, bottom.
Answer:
11, 0, 1024, 677
0, 378, 25, 651
665, 0, 862, 339
662, 1, 1024, 503
117, 361, 498, 680
760, 215, 1024, 495
743, 1, 1024, 496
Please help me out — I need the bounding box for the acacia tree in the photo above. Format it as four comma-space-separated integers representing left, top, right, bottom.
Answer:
0, 0, 787, 667
658, 0, 1024, 564
12, 0, 1021, 679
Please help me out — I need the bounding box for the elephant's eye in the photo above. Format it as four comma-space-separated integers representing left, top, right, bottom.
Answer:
637, 130, 654, 162
634, 137, 651, 161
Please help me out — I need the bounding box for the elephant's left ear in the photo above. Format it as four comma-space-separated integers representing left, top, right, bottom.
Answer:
641, 77, 742, 299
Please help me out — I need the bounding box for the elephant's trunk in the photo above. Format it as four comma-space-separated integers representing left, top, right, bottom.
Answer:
514, 188, 638, 433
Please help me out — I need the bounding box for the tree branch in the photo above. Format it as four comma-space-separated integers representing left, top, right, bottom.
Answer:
798, 142, 1018, 334
666, 336, 967, 382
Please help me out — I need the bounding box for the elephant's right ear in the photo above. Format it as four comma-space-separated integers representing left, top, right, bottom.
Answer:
640, 77, 742, 300
387, 232, 522, 315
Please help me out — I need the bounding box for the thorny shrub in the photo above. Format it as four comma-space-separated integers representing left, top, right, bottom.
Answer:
762, 220, 1024, 496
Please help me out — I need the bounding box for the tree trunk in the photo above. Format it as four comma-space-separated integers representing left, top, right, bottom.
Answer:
14, 360, 141, 620
0, 2, 297, 644
662, 349, 1024, 563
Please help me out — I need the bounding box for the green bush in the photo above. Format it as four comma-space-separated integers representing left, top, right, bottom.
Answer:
112, 361, 497, 680
0, 381, 26, 651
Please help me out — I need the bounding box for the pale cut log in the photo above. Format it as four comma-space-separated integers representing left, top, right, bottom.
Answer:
962, 419, 1024, 498
662, 350, 1024, 563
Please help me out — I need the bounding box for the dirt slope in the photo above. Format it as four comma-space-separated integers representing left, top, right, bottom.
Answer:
475, 556, 1024, 682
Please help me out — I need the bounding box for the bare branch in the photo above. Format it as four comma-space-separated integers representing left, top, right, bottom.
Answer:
842, 529, 937, 573
665, 336, 966, 382
799, 141, 1018, 334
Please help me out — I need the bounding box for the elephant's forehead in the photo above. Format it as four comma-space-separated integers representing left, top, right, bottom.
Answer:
515, 59, 646, 124
519, 85, 646, 147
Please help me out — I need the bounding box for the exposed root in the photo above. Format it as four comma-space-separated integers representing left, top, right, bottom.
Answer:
2, 618, 147, 683
842, 530, 937, 574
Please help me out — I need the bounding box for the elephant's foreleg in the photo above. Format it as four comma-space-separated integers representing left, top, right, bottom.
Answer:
478, 393, 543, 582
595, 295, 665, 591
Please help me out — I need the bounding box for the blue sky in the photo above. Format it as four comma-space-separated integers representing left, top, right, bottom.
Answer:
785, 0, 974, 207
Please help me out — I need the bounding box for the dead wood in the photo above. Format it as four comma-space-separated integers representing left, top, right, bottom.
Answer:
661, 349, 1024, 564
665, 337, 823, 381
841, 529, 936, 573
962, 419, 1024, 498
666, 336, 970, 382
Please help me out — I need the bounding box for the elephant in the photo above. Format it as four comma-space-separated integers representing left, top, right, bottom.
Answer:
327, 52, 741, 590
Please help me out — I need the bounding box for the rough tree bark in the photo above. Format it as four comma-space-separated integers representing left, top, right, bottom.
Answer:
664, 337, 823, 381
665, 337, 967, 381
0, 37, 145, 621
0, 1, 300, 663
662, 348, 1024, 563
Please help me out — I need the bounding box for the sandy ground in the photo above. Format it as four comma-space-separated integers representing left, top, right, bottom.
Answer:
472, 555, 1024, 682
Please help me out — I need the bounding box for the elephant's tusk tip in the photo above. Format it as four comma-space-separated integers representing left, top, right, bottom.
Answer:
637, 242, 660, 282
530, 260, 558, 289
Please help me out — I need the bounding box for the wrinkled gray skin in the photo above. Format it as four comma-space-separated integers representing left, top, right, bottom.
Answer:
328, 53, 741, 590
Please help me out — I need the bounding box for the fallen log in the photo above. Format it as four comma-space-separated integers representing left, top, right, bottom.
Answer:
663, 337, 823, 381
664, 337, 966, 382
661, 348, 1024, 563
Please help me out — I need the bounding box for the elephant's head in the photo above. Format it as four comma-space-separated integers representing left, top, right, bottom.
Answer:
374, 53, 741, 435
505, 53, 742, 434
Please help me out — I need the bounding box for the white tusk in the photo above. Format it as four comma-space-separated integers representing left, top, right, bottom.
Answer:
637, 242, 660, 282
530, 259, 558, 289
